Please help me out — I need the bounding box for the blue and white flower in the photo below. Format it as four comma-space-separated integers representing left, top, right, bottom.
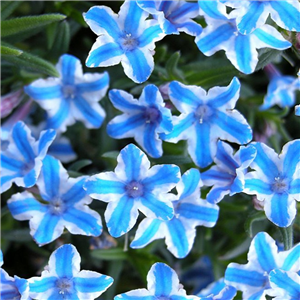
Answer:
136, 0, 202, 36
201, 141, 256, 204
84, 0, 165, 83
225, 232, 300, 300
84, 143, 180, 238
24, 54, 109, 132
28, 244, 113, 300
196, 2, 291, 74
8, 155, 102, 246
114, 262, 199, 300
162, 77, 252, 168
268, 269, 300, 300
0, 121, 55, 193
295, 105, 300, 116
230, 0, 300, 35
131, 169, 219, 258
244, 140, 300, 227
107, 84, 173, 158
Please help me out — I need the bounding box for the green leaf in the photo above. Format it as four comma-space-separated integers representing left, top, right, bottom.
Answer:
50, 20, 70, 57
1, 1, 21, 20
2, 229, 32, 242
166, 51, 185, 81
91, 248, 128, 261
152, 155, 193, 165
244, 211, 267, 238
68, 159, 92, 172
1, 45, 23, 56
102, 151, 119, 160
46, 22, 59, 50
219, 237, 252, 260
1, 13, 66, 38
255, 48, 281, 71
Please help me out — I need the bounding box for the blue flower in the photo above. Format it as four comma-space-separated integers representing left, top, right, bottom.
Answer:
268, 269, 300, 300
83, 0, 165, 83
107, 84, 173, 158
161, 77, 252, 168
131, 169, 219, 258
7, 155, 102, 246
196, 2, 291, 74
225, 232, 300, 300
244, 140, 300, 227
201, 141, 256, 204
0, 121, 56, 193
84, 143, 180, 238
295, 105, 300, 116
28, 244, 113, 300
24, 54, 109, 132
231, 0, 300, 35
0, 251, 30, 300
114, 262, 199, 300
136, 0, 202, 36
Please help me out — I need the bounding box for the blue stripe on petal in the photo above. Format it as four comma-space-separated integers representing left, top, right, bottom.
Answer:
8, 196, 46, 217
138, 24, 163, 48
62, 178, 86, 205
143, 85, 159, 105
1, 155, 24, 171
179, 169, 201, 200
76, 73, 109, 94
150, 263, 174, 296
281, 244, 300, 271
143, 123, 161, 158
74, 273, 113, 293
24, 84, 62, 100
38, 129, 56, 156
244, 178, 272, 195
216, 141, 239, 171
169, 2, 199, 20
234, 34, 254, 74
61, 54, 78, 85
109, 89, 142, 111
123, 0, 147, 34
54, 244, 77, 278
23, 167, 38, 187
202, 169, 234, 184
84, 177, 125, 197
206, 185, 230, 204
46, 99, 70, 130
159, 1, 173, 13
179, 21, 203, 36
289, 179, 300, 195
282, 140, 300, 179
198, 1, 228, 20
29, 277, 57, 293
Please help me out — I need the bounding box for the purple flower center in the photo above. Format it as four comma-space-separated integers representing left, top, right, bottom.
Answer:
21, 160, 34, 175
272, 177, 288, 194
144, 107, 161, 124
49, 198, 66, 215
56, 277, 73, 295
120, 33, 138, 51
195, 105, 213, 123
126, 181, 144, 198
62, 85, 76, 99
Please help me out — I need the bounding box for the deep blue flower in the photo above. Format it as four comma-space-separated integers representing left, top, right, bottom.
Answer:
244, 140, 300, 227
84, 143, 180, 237
0, 121, 55, 193
8, 155, 102, 246
162, 77, 252, 168
24, 54, 109, 132
84, 0, 165, 83
131, 169, 219, 258
107, 84, 173, 158
28, 244, 113, 300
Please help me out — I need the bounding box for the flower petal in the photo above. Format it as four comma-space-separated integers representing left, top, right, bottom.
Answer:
281, 139, 300, 180
108, 89, 142, 112
177, 168, 201, 200
58, 54, 82, 86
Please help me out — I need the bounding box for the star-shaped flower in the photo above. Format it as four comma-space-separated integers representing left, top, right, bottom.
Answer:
8, 155, 102, 246
136, 0, 202, 36
114, 262, 199, 300
0, 121, 56, 193
244, 140, 300, 227
28, 244, 113, 300
84, 0, 165, 83
24, 54, 109, 132
162, 77, 252, 168
131, 169, 219, 258
84, 143, 180, 237
107, 84, 173, 158
201, 141, 256, 204
225, 232, 300, 300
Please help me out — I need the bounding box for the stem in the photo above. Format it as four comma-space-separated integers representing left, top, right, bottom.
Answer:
123, 233, 128, 252
279, 225, 293, 250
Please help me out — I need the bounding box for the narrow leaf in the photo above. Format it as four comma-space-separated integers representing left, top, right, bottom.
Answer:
1, 1, 21, 20
1, 45, 23, 56
68, 159, 92, 172
244, 211, 267, 238
166, 51, 185, 81
91, 248, 128, 261
255, 48, 281, 71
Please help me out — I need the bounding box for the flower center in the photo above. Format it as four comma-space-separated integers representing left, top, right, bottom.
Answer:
195, 105, 213, 124
21, 160, 34, 175
120, 33, 138, 51
50, 198, 66, 215
62, 85, 76, 99
56, 278, 73, 295
126, 181, 144, 198
272, 177, 288, 194
144, 107, 161, 124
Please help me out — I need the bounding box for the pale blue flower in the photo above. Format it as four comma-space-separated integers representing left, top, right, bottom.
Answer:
131, 169, 219, 258
201, 141, 256, 204
107, 84, 173, 158
0, 121, 56, 193
114, 262, 199, 300
225, 232, 300, 300
162, 77, 252, 168
295, 105, 300, 116
244, 140, 300, 227
8, 155, 102, 246
84, 143, 180, 238
230, 0, 300, 35
136, 0, 202, 36
83, 0, 165, 83
28, 244, 113, 300
24, 54, 109, 132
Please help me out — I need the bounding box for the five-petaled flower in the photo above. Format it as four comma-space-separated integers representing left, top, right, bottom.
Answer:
84, 143, 180, 237
7, 155, 102, 246
0, 121, 56, 193
28, 244, 113, 300
244, 140, 300, 227
201, 141, 256, 204
131, 168, 219, 258
114, 262, 199, 300
225, 232, 300, 300
162, 77, 252, 168
107, 84, 173, 158
24, 54, 109, 132
84, 0, 165, 83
